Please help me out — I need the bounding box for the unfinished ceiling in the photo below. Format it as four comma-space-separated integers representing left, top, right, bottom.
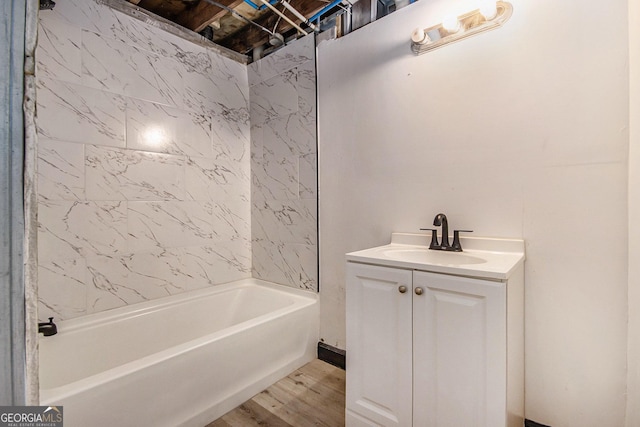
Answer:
127, 0, 333, 56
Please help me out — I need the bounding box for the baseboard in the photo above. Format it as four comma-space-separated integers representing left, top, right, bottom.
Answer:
525, 419, 551, 427
317, 342, 346, 370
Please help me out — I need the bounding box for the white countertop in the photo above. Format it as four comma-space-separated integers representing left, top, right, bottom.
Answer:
346, 232, 525, 281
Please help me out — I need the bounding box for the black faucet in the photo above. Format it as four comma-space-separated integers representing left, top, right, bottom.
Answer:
421, 213, 473, 252
38, 317, 57, 336
433, 213, 450, 249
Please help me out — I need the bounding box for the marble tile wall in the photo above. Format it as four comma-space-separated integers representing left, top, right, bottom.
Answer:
249, 35, 318, 291
36, 0, 251, 320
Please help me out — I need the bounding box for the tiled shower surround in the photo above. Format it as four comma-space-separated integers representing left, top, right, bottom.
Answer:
35, 1, 316, 321
249, 36, 318, 290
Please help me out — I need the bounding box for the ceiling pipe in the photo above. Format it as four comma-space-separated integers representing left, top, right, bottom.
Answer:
253, 44, 265, 60
269, 32, 285, 46
255, 0, 307, 36
279, 0, 319, 32
201, 0, 276, 37
243, 0, 319, 34
243, 0, 278, 11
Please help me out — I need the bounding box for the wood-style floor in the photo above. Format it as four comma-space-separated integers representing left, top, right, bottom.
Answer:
206, 359, 346, 427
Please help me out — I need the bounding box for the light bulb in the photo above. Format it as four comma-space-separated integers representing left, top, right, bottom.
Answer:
411, 28, 430, 44
479, 1, 498, 19
442, 14, 461, 33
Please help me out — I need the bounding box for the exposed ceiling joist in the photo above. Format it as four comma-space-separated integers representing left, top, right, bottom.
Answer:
175, 0, 246, 33
137, 0, 186, 19
218, 0, 325, 53
127, 0, 334, 57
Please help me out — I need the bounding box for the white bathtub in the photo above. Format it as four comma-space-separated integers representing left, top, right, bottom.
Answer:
39, 279, 319, 427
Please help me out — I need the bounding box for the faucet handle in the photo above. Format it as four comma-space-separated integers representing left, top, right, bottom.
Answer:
420, 228, 440, 249
452, 230, 473, 252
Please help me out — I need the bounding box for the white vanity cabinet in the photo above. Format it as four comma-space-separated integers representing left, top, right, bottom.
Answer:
345, 233, 524, 427
412, 270, 509, 427
346, 263, 413, 427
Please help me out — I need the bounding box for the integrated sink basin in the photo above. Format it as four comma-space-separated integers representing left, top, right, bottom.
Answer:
382, 248, 487, 265
346, 232, 525, 280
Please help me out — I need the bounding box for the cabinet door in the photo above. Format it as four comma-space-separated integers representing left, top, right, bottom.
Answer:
412, 271, 507, 427
346, 262, 413, 427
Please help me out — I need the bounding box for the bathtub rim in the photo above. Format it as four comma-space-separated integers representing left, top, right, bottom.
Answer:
39, 278, 318, 403
43, 278, 317, 333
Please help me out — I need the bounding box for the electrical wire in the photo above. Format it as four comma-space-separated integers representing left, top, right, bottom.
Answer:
272, 5, 284, 33
256, 0, 307, 36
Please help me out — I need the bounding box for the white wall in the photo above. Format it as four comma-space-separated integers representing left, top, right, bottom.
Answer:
627, 0, 640, 423
317, 0, 629, 425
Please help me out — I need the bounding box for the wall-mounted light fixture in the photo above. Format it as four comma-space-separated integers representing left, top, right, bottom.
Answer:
410, 1, 512, 55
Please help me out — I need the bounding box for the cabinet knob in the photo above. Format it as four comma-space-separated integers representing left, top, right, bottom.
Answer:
415, 287, 424, 296
398, 285, 407, 293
